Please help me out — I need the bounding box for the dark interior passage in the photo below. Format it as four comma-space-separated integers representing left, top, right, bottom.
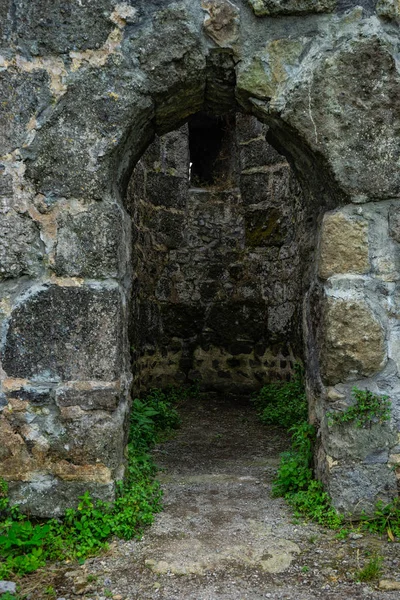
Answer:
128, 114, 318, 395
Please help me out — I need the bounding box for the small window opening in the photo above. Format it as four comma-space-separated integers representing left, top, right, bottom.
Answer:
189, 112, 232, 188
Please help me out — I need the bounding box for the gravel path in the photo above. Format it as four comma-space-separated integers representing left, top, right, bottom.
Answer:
29, 395, 400, 599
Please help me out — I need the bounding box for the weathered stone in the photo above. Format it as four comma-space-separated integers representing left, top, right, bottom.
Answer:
7, 478, 115, 517
388, 204, 400, 243
0, 68, 51, 155
236, 38, 305, 103
14, 0, 115, 55
55, 385, 120, 412
379, 580, 400, 591
0, 171, 12, 197
239, 138, 283, 170
321, 297, 387, 385
0, 581, 16, 594
325, 421, 397, 462
2, 285, 123, 380
2, 0, 400, 518
318, 212, 369, 279
145, 173, 189, 209
0, 212, 43, 280
55, 203, 124, 279
0, 0, 13, 43
8, 386, 53, 405
245, 208, 288, 247
57, 405, 125, 470
25, 66, 154, 200
281, 38, 400, 199
205, 50, 237, 115
202, 0, 240, 46
247, 0, 336, 16
376, 0, 400, 22
327, 464, 398, 516
241, 172, 271, 205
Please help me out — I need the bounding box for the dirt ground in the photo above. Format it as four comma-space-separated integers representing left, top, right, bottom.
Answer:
22, 394, 400, 599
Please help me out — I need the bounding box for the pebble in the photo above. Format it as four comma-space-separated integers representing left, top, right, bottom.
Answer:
379, 580, 400, 591
0, 581, 16, 594
349, 533, 363, 540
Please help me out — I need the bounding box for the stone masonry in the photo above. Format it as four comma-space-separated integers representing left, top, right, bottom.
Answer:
129, 115, 310, 394
0, 0, 400, 516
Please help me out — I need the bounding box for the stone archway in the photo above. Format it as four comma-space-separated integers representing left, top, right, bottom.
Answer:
0, 0, 400, 517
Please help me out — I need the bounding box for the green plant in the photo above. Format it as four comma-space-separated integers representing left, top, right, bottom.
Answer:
360, 498, 400, 540
252, 364, 307, 429
0, 520, 50, 577
0, 477, 10, 517
335, 528, 350, 540
356, 554, 383, 582
327, 387, 391, 429
301, 565, 310, 573
45, 585, 56, 597
0, 387, 184, 580
272, 422, 315, 497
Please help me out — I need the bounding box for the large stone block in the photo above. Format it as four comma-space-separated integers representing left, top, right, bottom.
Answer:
8, 479, 115, 518
321, 297, 387, 385
325, 421, 397, 463
0, 212, 43, 280
327, 463, 398, 516
56, 404, 125, 471
2, 285, 123, 380
318, 212, 369, 279
54, 203, 124, 279
146, 173, 189, 209
241, 172, 270, 206
0, 68, 51, 155
25, 66, 154, 200
239, 139, 283, 171
282, 38, 400, 199
14, 0, 115, 55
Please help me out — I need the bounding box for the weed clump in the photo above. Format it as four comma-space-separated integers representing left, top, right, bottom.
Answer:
254, 368, 341, 528
327, 387, 391, 429
356, 554, 383, 582
252, 364, 307, 429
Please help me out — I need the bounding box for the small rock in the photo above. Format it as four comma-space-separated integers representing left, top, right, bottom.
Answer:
379, 580, 400, 591
0, 581, 17, 594
349, 533, 363, 540
104, 577, 112, 586
113, 595, 123, 600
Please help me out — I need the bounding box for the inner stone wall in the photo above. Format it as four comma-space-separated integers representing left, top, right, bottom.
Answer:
128, 114, 309, 393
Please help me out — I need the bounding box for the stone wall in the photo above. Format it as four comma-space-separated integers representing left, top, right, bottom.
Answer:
129, 114, 310, 394
1, 0, 400, 516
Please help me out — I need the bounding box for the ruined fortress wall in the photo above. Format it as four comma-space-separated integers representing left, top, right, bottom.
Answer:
0, 0, 400, 516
